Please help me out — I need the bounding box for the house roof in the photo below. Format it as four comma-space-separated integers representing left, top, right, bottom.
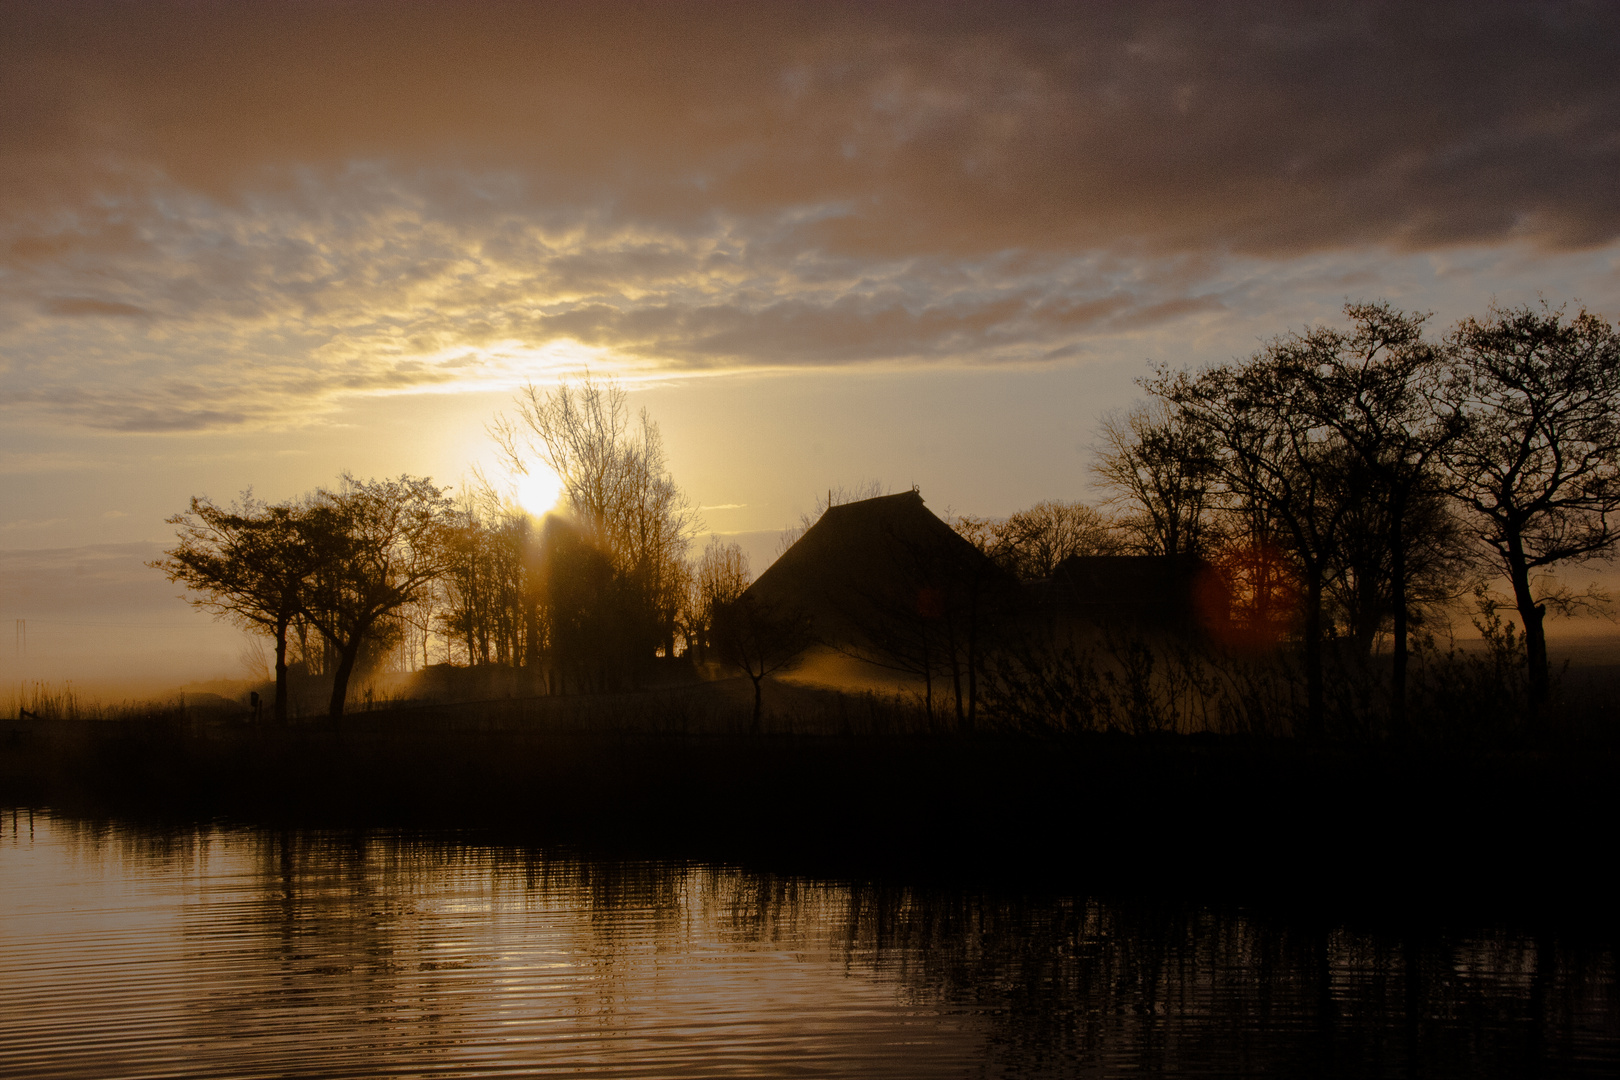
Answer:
746, 490, 1000, 629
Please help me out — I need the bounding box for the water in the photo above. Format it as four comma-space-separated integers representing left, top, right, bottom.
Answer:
1, 810, 1614, 1078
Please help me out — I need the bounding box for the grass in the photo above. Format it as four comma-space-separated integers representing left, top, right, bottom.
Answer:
3, 675, 1616, 917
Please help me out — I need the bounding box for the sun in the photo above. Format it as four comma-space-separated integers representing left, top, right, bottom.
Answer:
514, 468, 564, 517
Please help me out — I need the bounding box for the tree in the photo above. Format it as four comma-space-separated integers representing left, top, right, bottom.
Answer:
1094, 404, 1217, 558
991, 500, 1121, 579
536, 514, 624, 692
1271, 302, 1464, 726
1441, 303, 1620, 713
300, 475, 456, 718
493, 374, 698, 667
711, 592, 814, 731
1326, 473, 1469, 666
155, 494, 316, 724
438, 490, 537, 668
1151, 354, 1357, 739
684, 536, 750, 663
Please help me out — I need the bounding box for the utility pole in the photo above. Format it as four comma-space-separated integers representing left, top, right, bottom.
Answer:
14, 619, 23, 660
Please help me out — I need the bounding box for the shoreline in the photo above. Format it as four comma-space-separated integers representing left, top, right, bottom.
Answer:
4, 699, 1615, 923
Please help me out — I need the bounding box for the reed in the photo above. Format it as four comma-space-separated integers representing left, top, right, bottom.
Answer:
5, 681, 194, 724
3, 675, 1615, 909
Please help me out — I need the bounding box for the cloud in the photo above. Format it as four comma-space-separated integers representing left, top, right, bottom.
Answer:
0, 1, 1616, 430
41, 297, 150, 318
6, 2, 1614, 255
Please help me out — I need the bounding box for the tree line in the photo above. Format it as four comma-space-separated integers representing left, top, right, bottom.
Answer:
159, 300, 1620, 736
158, 475, 454, 722
1092, 300, 1620, 734
159, 378, 722, 720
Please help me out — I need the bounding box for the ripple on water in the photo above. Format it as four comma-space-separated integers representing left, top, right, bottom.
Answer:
0, 810, 1615, 1079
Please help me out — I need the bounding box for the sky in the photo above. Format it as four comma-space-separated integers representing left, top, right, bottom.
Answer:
3, 1, 1619, 691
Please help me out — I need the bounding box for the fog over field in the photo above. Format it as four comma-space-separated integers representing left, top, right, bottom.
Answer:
3, 534, 1616, 703
0, 530, 803, 698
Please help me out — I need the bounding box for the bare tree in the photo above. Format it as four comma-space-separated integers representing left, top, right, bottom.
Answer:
438, 489, 537, 669
684, 536, 750, 663
1094, 404, 1217, 558
535, 514, 622, 692
711, 593, 813, 731
1271, 301, 1464, 726
1151, 356, 1357, 739
155, 494, 316, 724
493, 374, 698, 665
301, 475, 456, 719
1327, 475, 1470, 665
1441, 303, 1620, 712
993, 500, 1121, 579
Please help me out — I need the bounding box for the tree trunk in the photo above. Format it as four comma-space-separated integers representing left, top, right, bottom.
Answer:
1507, 545, 1550, 714
1353, 565, 1381, 661
1303, 571, 1325, 739
328, 639, 362, 719
273, 619, 290, 725
750, 673, 763, 733
949, 647, 965, 728
1389, 500, 1409, 731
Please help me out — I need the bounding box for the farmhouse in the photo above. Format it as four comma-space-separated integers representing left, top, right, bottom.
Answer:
1040, 553, 1230, 637
745, 490, 1003, 640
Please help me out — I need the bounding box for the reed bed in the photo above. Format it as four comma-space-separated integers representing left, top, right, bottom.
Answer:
3, 673, 1615, 911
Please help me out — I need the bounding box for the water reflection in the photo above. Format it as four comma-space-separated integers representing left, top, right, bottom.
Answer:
1, 810, 1614, 1078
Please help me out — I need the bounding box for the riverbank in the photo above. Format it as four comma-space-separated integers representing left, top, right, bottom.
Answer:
4, 690, 1615, 921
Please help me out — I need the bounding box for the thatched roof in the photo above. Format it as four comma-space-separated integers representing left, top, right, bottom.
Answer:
746, 491, 1000, 633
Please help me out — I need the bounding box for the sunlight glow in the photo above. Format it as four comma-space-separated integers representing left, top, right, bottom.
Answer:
514, 468, 565, 517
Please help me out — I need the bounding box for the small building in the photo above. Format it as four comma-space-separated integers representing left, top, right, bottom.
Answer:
747, 490, 1008, 642
1040, 554, 1231, 637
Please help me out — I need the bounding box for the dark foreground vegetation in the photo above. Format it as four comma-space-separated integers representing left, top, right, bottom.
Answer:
5, 679, 1616, 921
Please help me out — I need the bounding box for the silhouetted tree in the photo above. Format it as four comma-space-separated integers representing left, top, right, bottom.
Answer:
711, 593, 813, 730
533, 515, 613, 691
1272, 302, 1465, 725
992, 501, 1121, 579
1152, 354, 1357, 738
1441, 303, 1620, 713
1094, 404, 1218, 558
493, 375, 698, 668
156, 494, 317, 724
1327, 476, 1469, 666
438, 492, 537, 668
684, 536, 750, 663
300, 475, 456, 718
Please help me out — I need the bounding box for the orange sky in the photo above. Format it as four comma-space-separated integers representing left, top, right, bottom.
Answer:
2, 1, 1619, 688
